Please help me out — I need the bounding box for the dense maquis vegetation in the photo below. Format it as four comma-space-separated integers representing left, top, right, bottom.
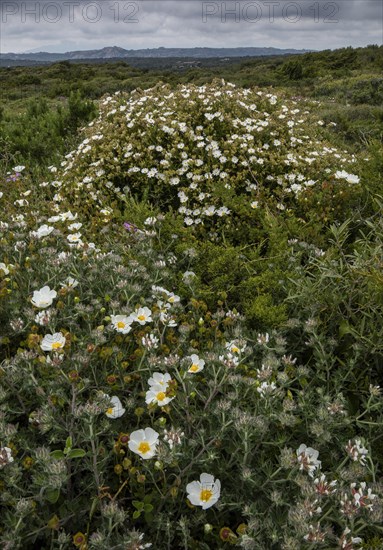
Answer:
0, 46, 382, 549
0, 45, 382, 168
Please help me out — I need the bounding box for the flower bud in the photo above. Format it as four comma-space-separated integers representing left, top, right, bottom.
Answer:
114, 464, 123, 475
219, 527, 237, 544
122, 458, 131, 469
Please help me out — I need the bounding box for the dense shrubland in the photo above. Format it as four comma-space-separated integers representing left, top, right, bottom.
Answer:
1, 45, 382, 168
0, 50, 383, 549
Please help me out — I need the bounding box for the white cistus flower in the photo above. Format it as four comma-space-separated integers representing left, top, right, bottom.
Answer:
130, 307, 152, 325
147, 372, 171, 389
128, 428, 159, 459
31, 224, 54, 239
145, 384, 174, 407
188, 354, 205, 373
334, 170, 360, 184
105, 396, 126, 419
31, 286, 57, 308
40, 332, 66, 352
110, 315, 133, 334
67, 233, 82, 244
186, 473, 221, 510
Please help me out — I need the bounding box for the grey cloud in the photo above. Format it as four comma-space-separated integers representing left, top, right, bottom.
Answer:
0, 0, 381, 53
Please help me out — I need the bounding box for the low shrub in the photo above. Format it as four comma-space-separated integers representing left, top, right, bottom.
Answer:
0, 158, 382, 549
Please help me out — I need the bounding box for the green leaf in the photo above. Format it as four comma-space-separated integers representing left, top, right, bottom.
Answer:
132, 500, 144, 510
50, 450, 65, 459
144, 503, 153, 513
67, 448, 86, 459
133, 510, 141, 519
339, 320, 352, 338
45, 488, 60, 503
65, 436, 72, 450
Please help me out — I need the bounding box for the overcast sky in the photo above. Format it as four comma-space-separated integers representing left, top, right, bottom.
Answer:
1, 0, 382, 53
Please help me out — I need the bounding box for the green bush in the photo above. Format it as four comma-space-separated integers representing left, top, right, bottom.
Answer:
0, 94, 97, 169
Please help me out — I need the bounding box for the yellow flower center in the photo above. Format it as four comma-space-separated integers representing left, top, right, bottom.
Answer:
52, 342, 62, 349
232, 346, 239, 353
168, 297, 175, 303
106, 407, 114, 415
156, 391, 166, 402
138, 441, 151, 454
138, 315, 146, 321
200, 489, 213, 502
117, 321, 125, 329
190, 364, 199, 372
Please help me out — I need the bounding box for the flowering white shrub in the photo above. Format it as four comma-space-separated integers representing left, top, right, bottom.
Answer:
0, 83, 382, 549
53, 81, 362, 241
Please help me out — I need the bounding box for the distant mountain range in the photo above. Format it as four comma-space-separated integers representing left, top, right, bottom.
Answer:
1, 46, 311, 63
